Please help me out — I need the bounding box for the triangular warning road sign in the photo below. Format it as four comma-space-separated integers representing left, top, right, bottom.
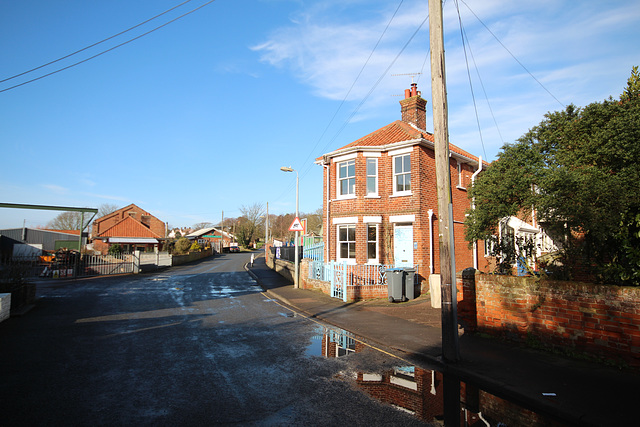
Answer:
289, 217, 304, 232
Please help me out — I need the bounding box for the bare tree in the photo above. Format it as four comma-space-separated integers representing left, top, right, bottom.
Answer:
98, 203, 120, 217
236, 203, 265, 247
193, 222, 215, 230
47, 212, 88, 230
239, 203, 265, 228
303, 207, 323, 235
271, 213, 295, 241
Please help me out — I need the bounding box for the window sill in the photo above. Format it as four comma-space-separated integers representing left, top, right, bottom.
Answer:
364, 195, 381, 199
336, 195, 357, 201
390, 192, 412, 198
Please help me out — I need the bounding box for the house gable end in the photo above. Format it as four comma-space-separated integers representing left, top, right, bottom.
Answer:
97, 216, 162, 238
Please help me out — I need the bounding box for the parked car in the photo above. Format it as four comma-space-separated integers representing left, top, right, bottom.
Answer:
229, 243, 240, 253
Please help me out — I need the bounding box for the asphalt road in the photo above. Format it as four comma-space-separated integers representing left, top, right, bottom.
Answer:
0, 252, 429, 426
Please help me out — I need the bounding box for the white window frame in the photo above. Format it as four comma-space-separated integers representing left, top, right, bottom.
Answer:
457, 162, 464, 189
336, 224, 357, 264
365, 157, 378, 197
336, 159, 356, 199
484, 236, 497, 257
366, 223, 379, 264
392, 153, 411, 196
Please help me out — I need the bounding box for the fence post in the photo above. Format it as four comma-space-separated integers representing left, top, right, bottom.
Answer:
133, 250, 141, 274
342, 261, 348, 302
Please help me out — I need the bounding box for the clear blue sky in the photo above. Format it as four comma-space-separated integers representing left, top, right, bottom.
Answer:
1, 0, 638, 229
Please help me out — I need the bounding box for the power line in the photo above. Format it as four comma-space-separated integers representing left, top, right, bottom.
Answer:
454, 0, 487, 160
0, 0, 196, 84
273, 0, 408, 205
276, 12, 429, 208
0, 0, 217, 93
461, 17, 506, 146
459, 0, 565, 108
296, 0, 406, 171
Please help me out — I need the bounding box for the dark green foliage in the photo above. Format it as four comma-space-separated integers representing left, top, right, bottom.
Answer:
108, 244, 123, 255
466, 68, 640, 285
174, 237, 191, 255
235, 220, 256, 249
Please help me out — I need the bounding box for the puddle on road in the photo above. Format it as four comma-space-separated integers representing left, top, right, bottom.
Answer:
306, 324, 356, 358
307, 324, 568, 426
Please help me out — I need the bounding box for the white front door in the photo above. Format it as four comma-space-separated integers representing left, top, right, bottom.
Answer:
393, 224, 413, 267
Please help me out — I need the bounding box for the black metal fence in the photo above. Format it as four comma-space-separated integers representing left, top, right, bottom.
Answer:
0, 252, 135, 281
271, 246, 303, 262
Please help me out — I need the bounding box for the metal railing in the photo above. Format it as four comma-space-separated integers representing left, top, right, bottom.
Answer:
1, 253, 136, 280
302, 242, 324, 262
309, 260, 420, 287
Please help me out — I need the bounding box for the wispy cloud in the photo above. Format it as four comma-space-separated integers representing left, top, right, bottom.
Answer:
252, 0, 639, 159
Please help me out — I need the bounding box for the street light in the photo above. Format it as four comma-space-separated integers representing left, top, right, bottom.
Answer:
280, 166, 299, 288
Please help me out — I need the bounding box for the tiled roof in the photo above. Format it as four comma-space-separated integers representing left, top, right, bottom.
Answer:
342, 120, 434, 148
94, 203, 144, 225
97, 216, 162, 238
322, 120, 485, 164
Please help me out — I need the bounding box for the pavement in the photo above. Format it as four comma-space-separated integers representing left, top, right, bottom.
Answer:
246, 255, 637, 427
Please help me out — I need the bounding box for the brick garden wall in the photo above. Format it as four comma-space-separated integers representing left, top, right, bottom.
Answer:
457, 270, 640, 367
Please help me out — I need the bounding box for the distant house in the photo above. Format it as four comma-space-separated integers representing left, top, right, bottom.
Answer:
186, 227, 235, 253
167, 227, 194, 239
315, 83, 486, 279
91, 204, 166, 254
0, 228, 86, 257
482, 215, 559, 275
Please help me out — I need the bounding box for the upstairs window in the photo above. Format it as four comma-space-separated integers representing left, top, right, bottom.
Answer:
338, 160, 355, 197
366, 158, 378, 196
393, 154, 411, 195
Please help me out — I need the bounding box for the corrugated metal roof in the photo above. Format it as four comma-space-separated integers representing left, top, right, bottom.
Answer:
0, 228, 85, 251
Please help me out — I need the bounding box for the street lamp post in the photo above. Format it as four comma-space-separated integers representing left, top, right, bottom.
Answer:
280, 166, 299, 288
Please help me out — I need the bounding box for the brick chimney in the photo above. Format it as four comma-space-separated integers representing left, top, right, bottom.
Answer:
399, 82, 427, 130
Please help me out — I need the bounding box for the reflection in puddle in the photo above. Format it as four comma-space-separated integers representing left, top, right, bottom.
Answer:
308, 325, 567, 426
307, 325, 355, 358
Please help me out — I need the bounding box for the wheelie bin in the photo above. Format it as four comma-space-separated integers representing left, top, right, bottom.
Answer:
403, 268, 416, 300
386, 268, 405, 302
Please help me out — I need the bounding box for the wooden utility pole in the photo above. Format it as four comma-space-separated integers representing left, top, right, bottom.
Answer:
429, 0, 460, 362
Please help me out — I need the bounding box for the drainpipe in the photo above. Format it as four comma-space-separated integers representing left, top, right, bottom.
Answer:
470, 156, 483, 270
428, 209, 434, 274
323, 161, 331, 262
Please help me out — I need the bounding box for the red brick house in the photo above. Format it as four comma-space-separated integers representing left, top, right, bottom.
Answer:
91, 204, 166, 254
315, 83, 486, 280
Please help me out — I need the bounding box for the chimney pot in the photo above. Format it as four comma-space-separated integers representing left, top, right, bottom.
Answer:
399, 83, 427, 130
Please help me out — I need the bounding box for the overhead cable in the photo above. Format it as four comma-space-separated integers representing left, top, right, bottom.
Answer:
0, 0, 196, 84
0, 0, 217, 93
